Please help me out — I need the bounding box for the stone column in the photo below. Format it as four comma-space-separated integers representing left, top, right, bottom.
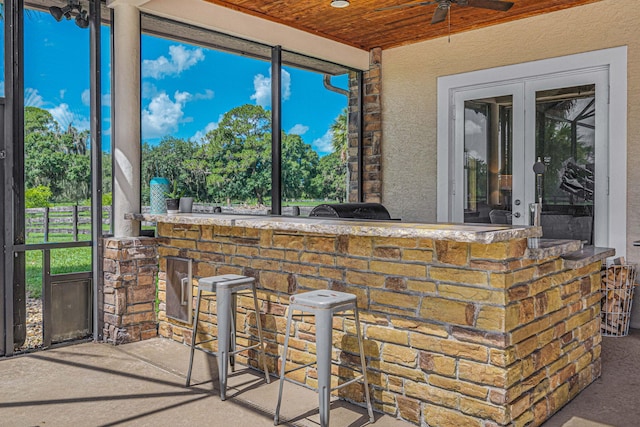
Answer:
108, 0, 149, 236
348, 47, 382, 203
102, 236, 158, 344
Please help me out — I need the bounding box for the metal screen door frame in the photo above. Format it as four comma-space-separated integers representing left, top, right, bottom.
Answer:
2, 0, 103, 356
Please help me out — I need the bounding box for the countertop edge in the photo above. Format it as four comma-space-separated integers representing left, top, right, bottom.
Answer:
561, 246, 616, 269
526, 239, 584, 260
125, 213, 542, 243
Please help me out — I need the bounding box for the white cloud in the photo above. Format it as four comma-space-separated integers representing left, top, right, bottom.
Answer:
25, 88, 90, 131
289, 124, 309, 135
82, 88, 112, 108
25, 88, 45, 108
250, 68, 291, 107
142, 45, 205, 79
102, 93, 112, 108
464, 119, 483, 135
191, 117, 223, 143
59, 89, 66, 99
0, 81, 4, 95
142, 82, 159, 99
48, 103, 90, 131
142, 90, 192, 139
282, 70, 291, 100
194, 89, 215, 100
312, 130, 334, 155
81, 89, 90, 106
251, 74, 271, 107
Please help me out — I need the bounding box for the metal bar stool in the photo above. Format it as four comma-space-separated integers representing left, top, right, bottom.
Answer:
186, 274, 270, 400
274, 290, 375, 426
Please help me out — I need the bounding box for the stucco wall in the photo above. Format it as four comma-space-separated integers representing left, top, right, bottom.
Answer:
382, 0, 640, 263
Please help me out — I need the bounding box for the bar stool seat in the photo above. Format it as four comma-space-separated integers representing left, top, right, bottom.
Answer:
274, 289, 375, 426
186, 274, 270, 400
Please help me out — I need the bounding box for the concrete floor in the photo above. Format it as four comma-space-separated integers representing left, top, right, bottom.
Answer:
1, 330, 639, 427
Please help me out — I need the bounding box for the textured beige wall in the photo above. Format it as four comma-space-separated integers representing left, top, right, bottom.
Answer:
382, 0, 640, 260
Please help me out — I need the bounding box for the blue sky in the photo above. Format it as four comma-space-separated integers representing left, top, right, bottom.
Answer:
19, 9, 349, 156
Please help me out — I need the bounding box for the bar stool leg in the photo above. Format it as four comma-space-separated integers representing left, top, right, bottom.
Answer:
252, 285, 271, 384
217, 287, 232, 401
274, 307, 294, 425
186, 289, 203, 387
230, 292, 237, 372
315, 311, 333, 427
354, 307, 375, 423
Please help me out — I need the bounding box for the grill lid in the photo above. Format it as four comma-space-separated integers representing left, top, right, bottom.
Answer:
308, 203, 392, 220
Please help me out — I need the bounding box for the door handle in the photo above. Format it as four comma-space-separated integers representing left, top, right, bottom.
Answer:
181, 277, 189, 305
513, 212, 521, 218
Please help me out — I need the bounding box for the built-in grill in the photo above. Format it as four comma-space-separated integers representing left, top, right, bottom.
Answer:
308, 203, 395, 221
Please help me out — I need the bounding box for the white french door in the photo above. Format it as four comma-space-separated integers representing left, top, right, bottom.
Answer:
452, 83, 526, 225
444, 68, 610, 246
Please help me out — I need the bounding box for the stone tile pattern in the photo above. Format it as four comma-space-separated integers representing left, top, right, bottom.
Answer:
156, 223, 602, 427
347, 47, 382, 203
102, 237, 159, 344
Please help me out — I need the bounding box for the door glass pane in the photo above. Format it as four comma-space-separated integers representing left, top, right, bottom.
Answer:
463, 96, 513, 224
536, 85, 595, 244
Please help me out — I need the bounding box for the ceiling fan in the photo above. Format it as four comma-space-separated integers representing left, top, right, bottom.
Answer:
376, 0, 515, 25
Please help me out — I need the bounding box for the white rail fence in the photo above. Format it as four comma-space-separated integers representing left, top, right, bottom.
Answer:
25, 204, 312, 240
25, 206, 112, 241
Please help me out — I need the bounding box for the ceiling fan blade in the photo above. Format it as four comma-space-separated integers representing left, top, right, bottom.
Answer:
375, 1, 437, 12
466, 0, 514, 11
431, 5, 449, 24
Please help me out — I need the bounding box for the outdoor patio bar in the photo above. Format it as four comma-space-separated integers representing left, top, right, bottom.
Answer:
111, 212, 613, 426
5, 0, 640, 426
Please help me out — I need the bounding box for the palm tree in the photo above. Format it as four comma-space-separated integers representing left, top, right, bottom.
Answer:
331, 107, 348, 161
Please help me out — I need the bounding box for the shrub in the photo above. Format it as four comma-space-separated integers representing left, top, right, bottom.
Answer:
25, 186, 52, 208
81, 192, 113, 207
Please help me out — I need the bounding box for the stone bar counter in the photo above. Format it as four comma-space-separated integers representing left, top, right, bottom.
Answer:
123, 213, 613, 427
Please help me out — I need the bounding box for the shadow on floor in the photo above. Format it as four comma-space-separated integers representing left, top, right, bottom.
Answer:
1, 331, 639, 426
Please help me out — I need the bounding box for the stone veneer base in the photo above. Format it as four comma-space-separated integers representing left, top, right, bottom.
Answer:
102, 237, 159, 344
149, 221, 605, 427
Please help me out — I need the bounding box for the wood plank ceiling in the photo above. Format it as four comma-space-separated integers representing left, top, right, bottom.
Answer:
203, 0, 604, 50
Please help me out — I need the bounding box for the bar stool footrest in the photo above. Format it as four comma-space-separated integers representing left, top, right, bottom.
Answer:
331, 375, 364, 392
228, 342, 262, 356
193, 337, 218, 346
282, 361, 316, 375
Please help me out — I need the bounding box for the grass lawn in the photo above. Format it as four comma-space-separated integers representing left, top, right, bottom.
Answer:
24, 206, 112, 298
25, 233, 92, 299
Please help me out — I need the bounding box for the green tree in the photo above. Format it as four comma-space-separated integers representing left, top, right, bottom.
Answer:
313, 109, 349, 202
141, 137, 199, 203
312, 152, 347, 202
24, 106, 91, 203
201, 104, 272, 205
282, 133, 319, 200
331, 107, 348, 161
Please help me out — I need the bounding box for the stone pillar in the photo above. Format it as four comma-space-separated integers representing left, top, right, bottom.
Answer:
348, 47, 382, 203
109, 0, 148, 236
102, 237, 158, 344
